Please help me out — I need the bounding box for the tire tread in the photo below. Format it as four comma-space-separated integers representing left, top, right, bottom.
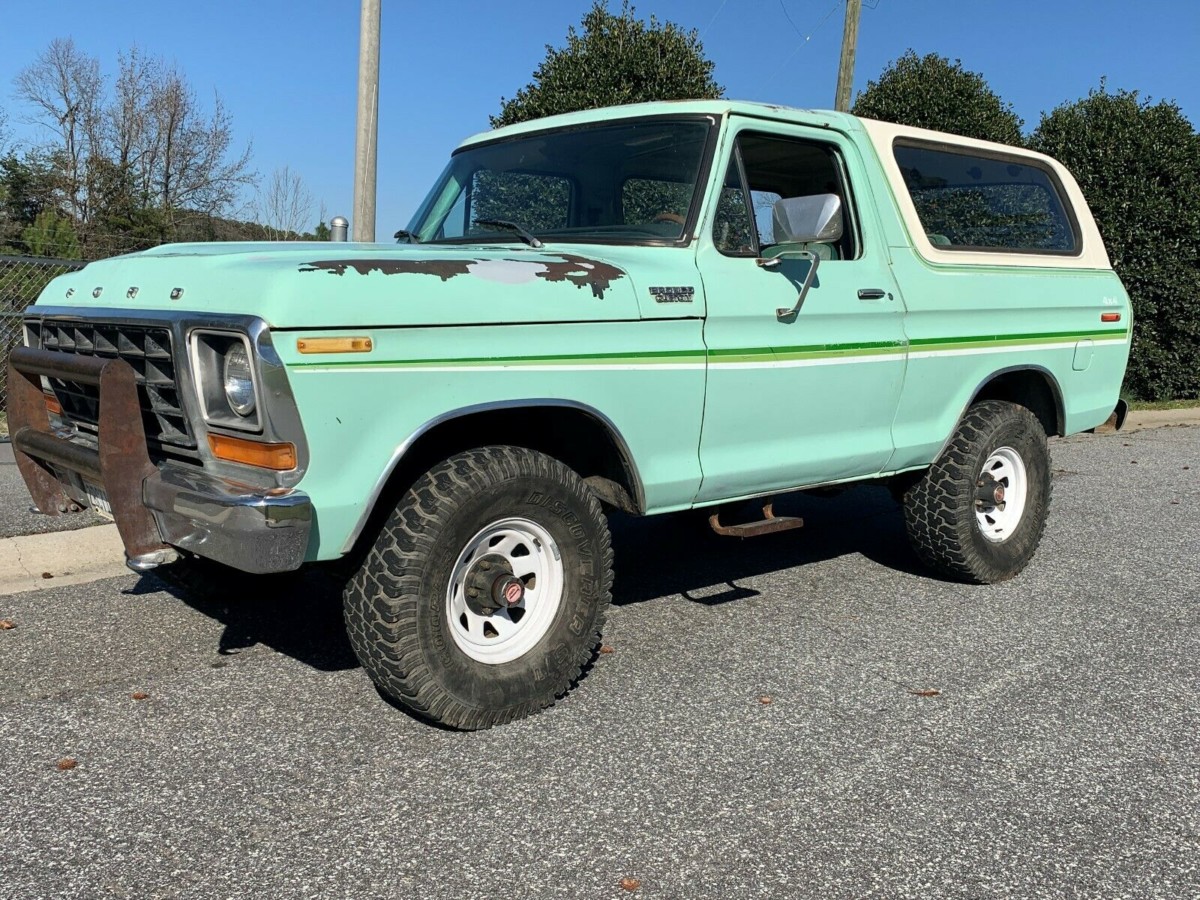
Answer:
343, 446, 613, 730
902, 400, 1052, 584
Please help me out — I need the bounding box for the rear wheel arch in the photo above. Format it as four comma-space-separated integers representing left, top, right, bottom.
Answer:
968, 367, 1064, 437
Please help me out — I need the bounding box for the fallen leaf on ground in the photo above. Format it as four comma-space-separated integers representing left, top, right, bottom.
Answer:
41, 572, 53, 579
131, 692, 149, 701
599, 645, 615, 654
56, 758, 77, 770
0, 619, 15, 630
910, 689, 941, 697
758, 695, 773, 705
618, 877, 641, 892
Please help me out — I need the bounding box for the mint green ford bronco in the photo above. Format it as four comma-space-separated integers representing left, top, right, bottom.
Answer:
10, 101, 1131, 728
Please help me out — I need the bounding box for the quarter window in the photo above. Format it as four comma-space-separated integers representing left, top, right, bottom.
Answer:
894, 142, 1078, 254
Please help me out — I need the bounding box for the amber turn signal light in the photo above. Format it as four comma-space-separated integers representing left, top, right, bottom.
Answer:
44, 394, 63, 416
296, 336, 373, 354
208, 434, 297, 470
1100, 312, 1121, 323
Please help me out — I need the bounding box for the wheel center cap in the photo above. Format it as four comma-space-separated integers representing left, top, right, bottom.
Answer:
975, 475, 1007, 511
494, 575, 525, 608
463, 554, 523, 615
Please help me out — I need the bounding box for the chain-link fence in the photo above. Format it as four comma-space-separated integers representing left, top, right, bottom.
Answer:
0, 254, 86, 439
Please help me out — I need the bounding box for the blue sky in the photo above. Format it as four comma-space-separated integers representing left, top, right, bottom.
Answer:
1, 0, 1196, 238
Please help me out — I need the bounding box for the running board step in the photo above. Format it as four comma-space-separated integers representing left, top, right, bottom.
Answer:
708, 501, 804, 538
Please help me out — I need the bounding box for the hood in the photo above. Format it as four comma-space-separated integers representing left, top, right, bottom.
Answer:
32, 240, 651, 328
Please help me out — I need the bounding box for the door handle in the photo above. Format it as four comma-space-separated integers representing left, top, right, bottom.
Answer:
857, 288, 889, 300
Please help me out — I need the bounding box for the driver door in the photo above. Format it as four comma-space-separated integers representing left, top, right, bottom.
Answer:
696, 121, 908, 501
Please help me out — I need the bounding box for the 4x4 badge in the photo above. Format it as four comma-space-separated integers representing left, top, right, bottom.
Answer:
649, 286, 695, 303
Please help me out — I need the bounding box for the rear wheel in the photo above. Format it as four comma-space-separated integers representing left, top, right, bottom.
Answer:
902, 400, 1051, 584
343, 446, 613, 730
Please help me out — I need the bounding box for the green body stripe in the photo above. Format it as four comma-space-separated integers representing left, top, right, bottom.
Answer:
289, 329, 1127, 369
909, 328, 1126, 348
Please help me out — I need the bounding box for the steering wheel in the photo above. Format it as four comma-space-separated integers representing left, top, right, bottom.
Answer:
652, 212, 686, 226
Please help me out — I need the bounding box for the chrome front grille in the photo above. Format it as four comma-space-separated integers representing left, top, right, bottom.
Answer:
25, 319, 200, 465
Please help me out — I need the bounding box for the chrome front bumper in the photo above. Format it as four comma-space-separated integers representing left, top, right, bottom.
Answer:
141, 465, 311, 574
7, 346, 311, 575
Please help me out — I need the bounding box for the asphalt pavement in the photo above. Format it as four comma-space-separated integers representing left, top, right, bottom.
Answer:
0, 425, 1197, 899
0, 450, 107, 538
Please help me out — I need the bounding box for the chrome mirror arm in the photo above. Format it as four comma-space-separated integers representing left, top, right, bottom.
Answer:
756, 250, 819, 320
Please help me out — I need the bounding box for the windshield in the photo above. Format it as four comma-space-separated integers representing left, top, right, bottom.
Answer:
407, 118, 714, 245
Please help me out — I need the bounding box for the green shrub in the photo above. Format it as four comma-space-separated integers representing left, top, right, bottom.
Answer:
852, 50, 1023, 146
1031, 86, 1200, 401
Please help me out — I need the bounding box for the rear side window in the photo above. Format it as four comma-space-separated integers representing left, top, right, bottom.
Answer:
894, 142, 1079, 254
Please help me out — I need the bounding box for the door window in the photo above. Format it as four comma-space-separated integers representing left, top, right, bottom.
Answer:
712, 133, 859, 260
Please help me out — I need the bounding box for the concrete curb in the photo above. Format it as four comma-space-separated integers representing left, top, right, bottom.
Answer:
1122, 408, 1200, 432
0, 524, 129, 596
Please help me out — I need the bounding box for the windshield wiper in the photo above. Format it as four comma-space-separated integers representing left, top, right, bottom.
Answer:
393, 229, 421, 244
473, 218, 544, 249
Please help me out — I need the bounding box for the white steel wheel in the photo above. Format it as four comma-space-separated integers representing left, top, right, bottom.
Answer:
975, 446, 1028, 543
902, 400, 1051, 584
446, 517, 565, 664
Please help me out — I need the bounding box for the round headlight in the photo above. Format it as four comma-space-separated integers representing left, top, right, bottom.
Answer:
222, 343, 256, 417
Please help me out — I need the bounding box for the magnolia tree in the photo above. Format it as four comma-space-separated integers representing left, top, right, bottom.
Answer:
852, 50, 1023, 146
492, 1, 722, 128
1032, 86, 1200, 401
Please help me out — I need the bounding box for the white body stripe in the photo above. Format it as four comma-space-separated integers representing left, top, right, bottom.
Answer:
293, 338, 1128, 375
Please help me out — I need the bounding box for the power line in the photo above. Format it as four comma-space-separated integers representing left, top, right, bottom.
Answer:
776, 0, 807, 38
701, 0, 730, 39
769, 0, 844, 85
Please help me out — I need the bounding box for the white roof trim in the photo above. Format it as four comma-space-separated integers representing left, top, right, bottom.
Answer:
859, 119, 1112, 270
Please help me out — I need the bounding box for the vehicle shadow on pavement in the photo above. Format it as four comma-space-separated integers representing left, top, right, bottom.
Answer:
609, 485, 933, 607
129, 487, 926, 671
131, 569, 359, 671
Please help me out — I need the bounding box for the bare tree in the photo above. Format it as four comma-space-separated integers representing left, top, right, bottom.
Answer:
14, 39, 256, 244
253, 165, 313, 239
146, 66, 255, 224
14, 38, 104, 225
107, 46, 156, 181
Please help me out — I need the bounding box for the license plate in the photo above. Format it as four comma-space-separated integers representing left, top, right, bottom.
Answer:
83, 480, 114, 521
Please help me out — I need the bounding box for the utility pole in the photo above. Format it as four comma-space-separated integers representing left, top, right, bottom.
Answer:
834, 0, 861, 112
352, 0, 381, 242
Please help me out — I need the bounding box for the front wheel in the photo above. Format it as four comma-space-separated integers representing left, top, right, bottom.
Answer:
343, 446, 613, 730
902, 400, 1052, 584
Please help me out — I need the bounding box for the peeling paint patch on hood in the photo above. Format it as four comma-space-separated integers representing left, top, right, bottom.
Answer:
298, 258, 472, 281
299, 252, 627, 299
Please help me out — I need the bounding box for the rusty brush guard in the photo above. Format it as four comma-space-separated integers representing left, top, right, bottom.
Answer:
7, 345, 170, 562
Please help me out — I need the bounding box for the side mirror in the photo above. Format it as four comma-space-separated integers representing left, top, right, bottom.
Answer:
758, 194, 844, 321
772, 194, 843, 245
